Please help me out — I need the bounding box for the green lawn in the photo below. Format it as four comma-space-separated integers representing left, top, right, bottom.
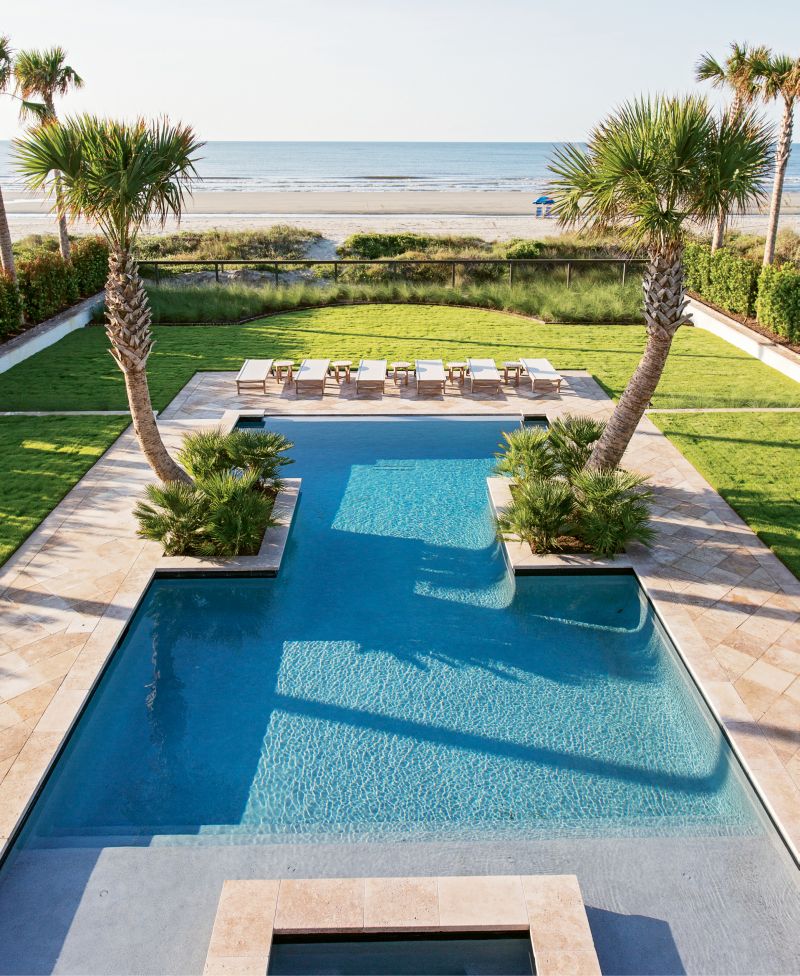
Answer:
652, 412, 800, 578
1, 305, 799, 412
0, 415, 131, 565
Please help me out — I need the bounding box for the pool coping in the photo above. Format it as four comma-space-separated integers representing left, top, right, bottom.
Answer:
2, 378, 799, 877
487, 475, 800, 865
202, 875, 601, 976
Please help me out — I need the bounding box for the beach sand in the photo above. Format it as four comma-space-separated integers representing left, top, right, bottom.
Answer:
5, 189, 800, 243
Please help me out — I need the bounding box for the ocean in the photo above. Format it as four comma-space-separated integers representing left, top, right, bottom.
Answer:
2, 140, 799, 194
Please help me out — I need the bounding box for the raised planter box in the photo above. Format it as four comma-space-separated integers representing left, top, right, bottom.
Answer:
156, 478, 301, 576
487, 476, 633, 574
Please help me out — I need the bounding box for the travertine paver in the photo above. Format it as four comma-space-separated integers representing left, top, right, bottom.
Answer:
203, 875, 601, 976
1, 370, 798, 859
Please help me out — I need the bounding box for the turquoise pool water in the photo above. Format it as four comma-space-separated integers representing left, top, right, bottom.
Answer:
15, 417, 766, 848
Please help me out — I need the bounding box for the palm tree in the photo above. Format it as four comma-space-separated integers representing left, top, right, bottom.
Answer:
0, 36, 16, 280
13, 47, 83, 262
695, 42, 768, 250
548, 96, 772, 472
755, 53, 800, 266
16, 116, 202, 483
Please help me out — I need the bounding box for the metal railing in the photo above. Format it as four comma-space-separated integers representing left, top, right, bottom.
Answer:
139, 257, 645, 288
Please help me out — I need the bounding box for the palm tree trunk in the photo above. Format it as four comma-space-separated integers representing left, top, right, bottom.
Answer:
587, 248, 688, 471
710, 211, 726, 252
763, 98, 794, 267
0, 187, 16, 281
105, 245, 190, 484
54, 173, 71, 263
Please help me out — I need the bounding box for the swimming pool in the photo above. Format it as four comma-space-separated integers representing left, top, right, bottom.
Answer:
10, 417, 768, 848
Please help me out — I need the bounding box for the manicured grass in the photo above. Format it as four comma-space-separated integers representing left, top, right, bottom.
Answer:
652, 412, 800, 578
0, 416, 130, 565
2, 305, 799, 412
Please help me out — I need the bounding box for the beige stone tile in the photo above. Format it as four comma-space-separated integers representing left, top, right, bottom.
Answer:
35, 688, 88, 734
0, 703, 22, 732
363, 877, 439, 931
0, 724, 32, 763
15, 630, 88, 668
2, 679, 60, 724
206, 880, 278, 960
274, 879, 364, 934
739, 659, 795, 697
204, 956, 269, 976
437, 875, 527, 930
713, 643, 759, 680
522, 875, 595, 954
535, 949, 602, 976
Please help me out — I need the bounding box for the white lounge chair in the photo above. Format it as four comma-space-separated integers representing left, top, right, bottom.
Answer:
520, 358, 563, 394
416, 359, 446, 395
235, 359, 273, 394
355, 359, 387, 394
294, 359, 330, 395
467, 358, 502, 394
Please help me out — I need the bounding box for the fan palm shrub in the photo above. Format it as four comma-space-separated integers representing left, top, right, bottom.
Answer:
134, 428, 291, 557
177, 428, 293, 488
695, 43, 769, 250
494, 427, 554, 481
548, 95, 772, 472
497, 477, 575, 554
546, 415, 606, 477
14, 47, 83, 262
571, 469, 654, 557
754, 53, 800, 266
16, 116, 203, 483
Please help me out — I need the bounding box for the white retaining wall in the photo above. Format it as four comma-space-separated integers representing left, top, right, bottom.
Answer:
0, 293, 103, 375
688, 297, 800, 385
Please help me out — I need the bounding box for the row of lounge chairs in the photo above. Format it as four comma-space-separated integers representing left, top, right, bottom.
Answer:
235, 358, 563, 396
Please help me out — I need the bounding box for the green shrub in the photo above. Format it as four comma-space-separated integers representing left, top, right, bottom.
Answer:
134, 428, 294, 557
177, 427, 293, 486
494, 427, 555, 481
494, 415, 653, 558
497, 477, 576, 553
504, 239, 544, 259
339, 232, 486, 259
137, 226, 320, 263
683, 243, 759, 317
756, 265, 800, 342
71, 237, 109, 297
17, 253, 79, 323
0, 272, 22, 338
683, 242, 713, 294
571, 469, 654, 557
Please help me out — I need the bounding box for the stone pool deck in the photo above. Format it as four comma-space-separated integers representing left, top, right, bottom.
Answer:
1, 369, 799, 868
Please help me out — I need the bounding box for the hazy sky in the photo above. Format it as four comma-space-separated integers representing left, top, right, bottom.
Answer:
1, 0, 798, 141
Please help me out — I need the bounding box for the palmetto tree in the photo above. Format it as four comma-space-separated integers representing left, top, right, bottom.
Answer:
549, 95, 772, 472
754, 53, 800, 266
695, 42, 768, 250
0, 36, 16, 279
16, 116, 202, 483
14, 47, 83, 261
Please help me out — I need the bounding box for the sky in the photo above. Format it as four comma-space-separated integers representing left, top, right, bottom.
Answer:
1, 0, 798, 142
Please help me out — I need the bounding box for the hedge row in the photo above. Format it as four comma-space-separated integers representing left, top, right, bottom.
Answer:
683, 242, 760, 317
684, 242, 800, 342
756, 265, 800, 343
0, 238, 108, 339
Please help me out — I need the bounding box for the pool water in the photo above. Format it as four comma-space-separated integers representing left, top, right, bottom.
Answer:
15, 418, 767, 848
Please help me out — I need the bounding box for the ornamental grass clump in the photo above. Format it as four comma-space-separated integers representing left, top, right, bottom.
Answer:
495, 415, 654, 557
134, 427, 293, 557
